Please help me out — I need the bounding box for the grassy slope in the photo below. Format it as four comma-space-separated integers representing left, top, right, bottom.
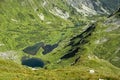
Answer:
0, 0, 89, 63
0, 0, 120, 80
86, 16, 120, 67
0, 58, 120, 80
0, 0, 69, 51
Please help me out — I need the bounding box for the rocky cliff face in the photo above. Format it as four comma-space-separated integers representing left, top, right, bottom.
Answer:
67, 0, 120, 15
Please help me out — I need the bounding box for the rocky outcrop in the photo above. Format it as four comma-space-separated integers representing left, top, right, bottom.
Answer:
60, 23, 96, 60
108, 8, 120, 18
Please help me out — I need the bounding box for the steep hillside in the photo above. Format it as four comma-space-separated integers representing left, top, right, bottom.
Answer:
67, 0, 120, 15
0, 0, 120, 80
0, 58, 120, 80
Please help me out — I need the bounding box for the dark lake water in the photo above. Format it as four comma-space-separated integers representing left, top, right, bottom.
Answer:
21, 58, 44, 68
23, 42, 44, 55
23, 42, 58, 55
42, 44, 58, 55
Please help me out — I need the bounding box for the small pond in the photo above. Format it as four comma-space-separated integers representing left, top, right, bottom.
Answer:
21, 58, 44, 68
